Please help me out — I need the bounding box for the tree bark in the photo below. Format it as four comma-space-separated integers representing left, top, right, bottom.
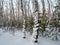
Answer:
21, 0, 26, 38
32, 0, 39, 43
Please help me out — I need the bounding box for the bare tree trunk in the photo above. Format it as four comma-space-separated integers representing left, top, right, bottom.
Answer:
10, 0, 15, 28
41, 0, 45, 36
5, 2, 9, 30
21, 0, 26, 38
32, 0, 39, 43
0, 0, 4, 28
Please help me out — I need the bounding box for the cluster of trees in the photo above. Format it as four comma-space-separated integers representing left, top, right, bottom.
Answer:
0, 0, 60, 42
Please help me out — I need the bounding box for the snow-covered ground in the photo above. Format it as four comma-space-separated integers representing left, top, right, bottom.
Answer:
0, 28, 60, 45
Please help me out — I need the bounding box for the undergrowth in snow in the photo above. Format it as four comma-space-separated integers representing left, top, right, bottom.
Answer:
0, 28, 60, 45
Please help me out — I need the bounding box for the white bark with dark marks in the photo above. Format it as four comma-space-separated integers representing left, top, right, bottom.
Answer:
31, 0, 39, 43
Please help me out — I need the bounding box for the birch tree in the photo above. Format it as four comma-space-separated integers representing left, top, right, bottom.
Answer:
32, 0, 39, 43
21, 0, 26, 38
41, 0, 46, 36
0, 0, 4, 27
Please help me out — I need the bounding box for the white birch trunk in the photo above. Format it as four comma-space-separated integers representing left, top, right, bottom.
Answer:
31, 0, 39, 43
21, 0, 26, 38
22, 18, 26, 38
32, 12, 39, 42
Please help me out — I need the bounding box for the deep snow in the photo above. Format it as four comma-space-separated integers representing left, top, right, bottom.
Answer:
0, 28, 60, 45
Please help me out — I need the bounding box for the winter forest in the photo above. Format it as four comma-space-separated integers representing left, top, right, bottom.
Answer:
0, 0, 60, 45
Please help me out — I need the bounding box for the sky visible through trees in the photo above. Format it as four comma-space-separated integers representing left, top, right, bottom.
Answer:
0, 0, 60, 44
